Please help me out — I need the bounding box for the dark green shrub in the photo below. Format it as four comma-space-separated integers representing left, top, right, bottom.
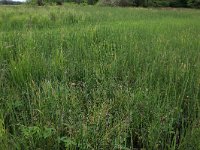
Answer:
169, 0, 188, 7
37, 0, 45, 5
134, 0, 145, 6
56, 0, 64, 5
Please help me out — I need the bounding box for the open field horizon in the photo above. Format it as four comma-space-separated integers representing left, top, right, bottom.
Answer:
0, 5, 200, 149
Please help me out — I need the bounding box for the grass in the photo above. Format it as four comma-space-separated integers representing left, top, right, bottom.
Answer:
0, 4, 200, 150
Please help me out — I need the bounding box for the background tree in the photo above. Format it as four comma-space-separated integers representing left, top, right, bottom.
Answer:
187, 0, 200, 7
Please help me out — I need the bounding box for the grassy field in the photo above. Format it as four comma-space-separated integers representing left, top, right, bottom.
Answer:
0, 5, 200, 150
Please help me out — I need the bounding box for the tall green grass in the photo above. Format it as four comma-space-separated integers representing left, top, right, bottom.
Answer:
0, 5, 200, 149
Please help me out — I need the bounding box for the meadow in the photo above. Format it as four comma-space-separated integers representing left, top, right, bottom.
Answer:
0, 5, 200, 149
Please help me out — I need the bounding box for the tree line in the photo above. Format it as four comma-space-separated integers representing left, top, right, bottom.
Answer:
34, 0, 199, 8
30, 0, 97, 5
1, 0, 199, 8
99, 0, 200, 8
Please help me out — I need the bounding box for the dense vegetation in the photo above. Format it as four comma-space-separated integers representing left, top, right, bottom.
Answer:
0, 5, 200, 150
97, 0, 200, 8
1, 0, 200, 8
26, 0, 200, 8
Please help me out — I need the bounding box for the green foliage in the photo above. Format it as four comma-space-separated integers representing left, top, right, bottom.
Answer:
97, 0, 133, 6
24, 0, 200, 7
187, 0, 200, 8
0, 5, 200, 150
98, 0, 200, 7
